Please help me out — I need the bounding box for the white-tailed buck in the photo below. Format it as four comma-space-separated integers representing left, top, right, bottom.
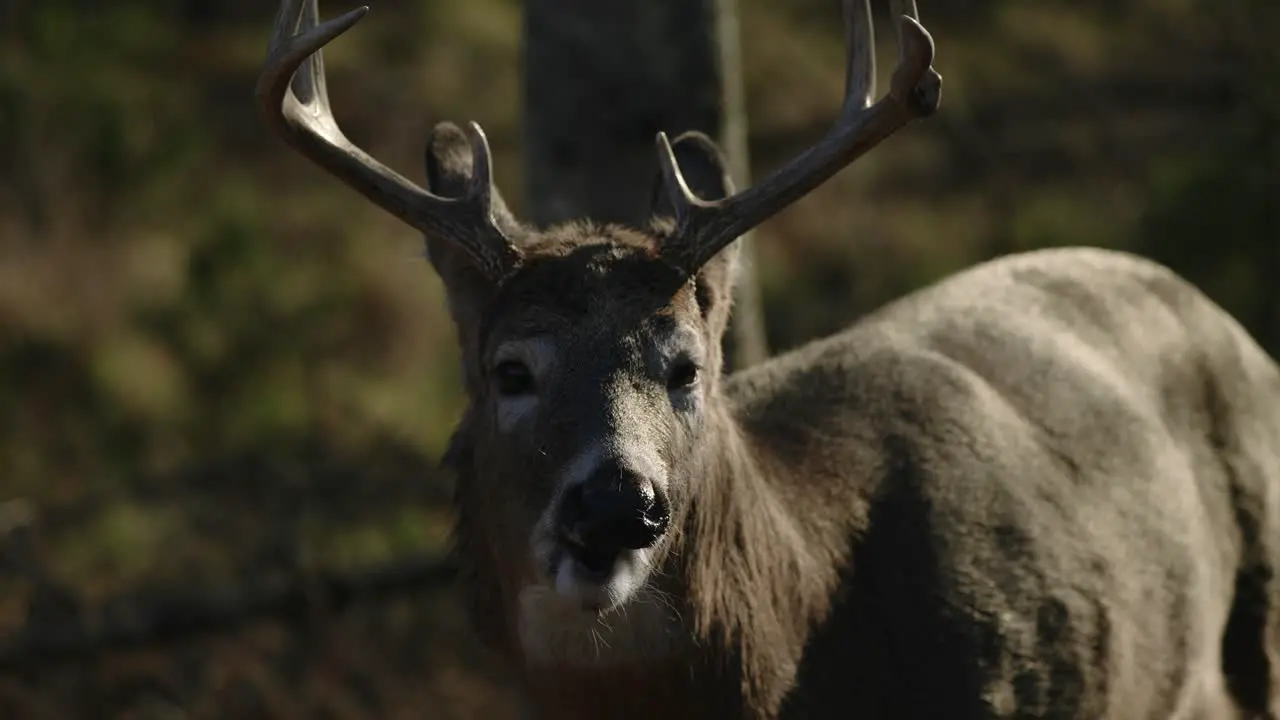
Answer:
259, 0, 1280, 717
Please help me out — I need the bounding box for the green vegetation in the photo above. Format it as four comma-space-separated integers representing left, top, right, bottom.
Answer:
0, 0, 1275, 716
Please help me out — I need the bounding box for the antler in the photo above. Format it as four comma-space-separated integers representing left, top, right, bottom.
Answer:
657, 0, 942, 275
256, 0, 521, 283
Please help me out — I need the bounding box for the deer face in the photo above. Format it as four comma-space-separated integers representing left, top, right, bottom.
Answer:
479, 238, 715, 605
415, 126, 740, 663
452, 229, 738, 665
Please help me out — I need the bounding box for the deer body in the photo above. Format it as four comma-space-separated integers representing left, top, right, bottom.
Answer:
452, 245, 1280, 719
258, 1, 1280, 717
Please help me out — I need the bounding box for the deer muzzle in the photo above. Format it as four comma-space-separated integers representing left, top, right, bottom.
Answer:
558, 459, 670, 560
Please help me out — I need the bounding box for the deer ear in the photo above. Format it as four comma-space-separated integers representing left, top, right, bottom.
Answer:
423, 122, 525, 363
649, 131, 735, 216
424, 120, 524, 247
649, 132, 741, 337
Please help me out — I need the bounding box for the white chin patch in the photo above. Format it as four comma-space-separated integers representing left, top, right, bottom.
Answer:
552, 550, 646, 611
517, 547, 679, 667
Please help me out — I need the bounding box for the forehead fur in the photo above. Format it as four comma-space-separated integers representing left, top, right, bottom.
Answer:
524, 220, 665, 258
479, 221, 695, 342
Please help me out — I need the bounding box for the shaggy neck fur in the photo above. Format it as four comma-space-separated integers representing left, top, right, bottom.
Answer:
681, 403, 846, 715
449, 395, 847, 719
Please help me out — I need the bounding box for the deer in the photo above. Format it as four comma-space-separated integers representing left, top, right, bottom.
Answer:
257, 0, 1280, 717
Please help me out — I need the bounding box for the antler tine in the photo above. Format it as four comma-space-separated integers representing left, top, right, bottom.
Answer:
658, 1, 941, 276
843, 0, 876, 114
890, 0, 942, 108
256, 0, 520, 283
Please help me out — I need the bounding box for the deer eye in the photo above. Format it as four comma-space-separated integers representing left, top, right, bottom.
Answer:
667, 360, 700, 391
493, 360, 535, 397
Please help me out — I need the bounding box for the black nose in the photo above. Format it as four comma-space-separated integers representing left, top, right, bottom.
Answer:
560, 460, 670, 551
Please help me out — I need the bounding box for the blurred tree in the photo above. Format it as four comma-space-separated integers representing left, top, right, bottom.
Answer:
521, 0, 768, 370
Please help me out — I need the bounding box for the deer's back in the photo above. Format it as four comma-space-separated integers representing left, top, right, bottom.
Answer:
727, 246, 1280, 718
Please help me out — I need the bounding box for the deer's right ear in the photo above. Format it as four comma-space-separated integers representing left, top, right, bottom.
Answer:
424, 122, 525, 356
648, 131, 734, 219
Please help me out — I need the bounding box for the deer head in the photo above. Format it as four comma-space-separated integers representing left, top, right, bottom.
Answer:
258, 0, 940, 666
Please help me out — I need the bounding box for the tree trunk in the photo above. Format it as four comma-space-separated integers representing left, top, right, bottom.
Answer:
521, 0, 768, 370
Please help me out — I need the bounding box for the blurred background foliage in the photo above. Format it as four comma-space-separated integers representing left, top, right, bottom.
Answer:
0, 0, 1276, 717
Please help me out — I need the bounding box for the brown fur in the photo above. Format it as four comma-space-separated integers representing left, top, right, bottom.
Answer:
432, 122, 1280, 718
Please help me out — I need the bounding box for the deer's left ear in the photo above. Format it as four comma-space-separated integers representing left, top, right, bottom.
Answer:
648, 132, 740, 334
